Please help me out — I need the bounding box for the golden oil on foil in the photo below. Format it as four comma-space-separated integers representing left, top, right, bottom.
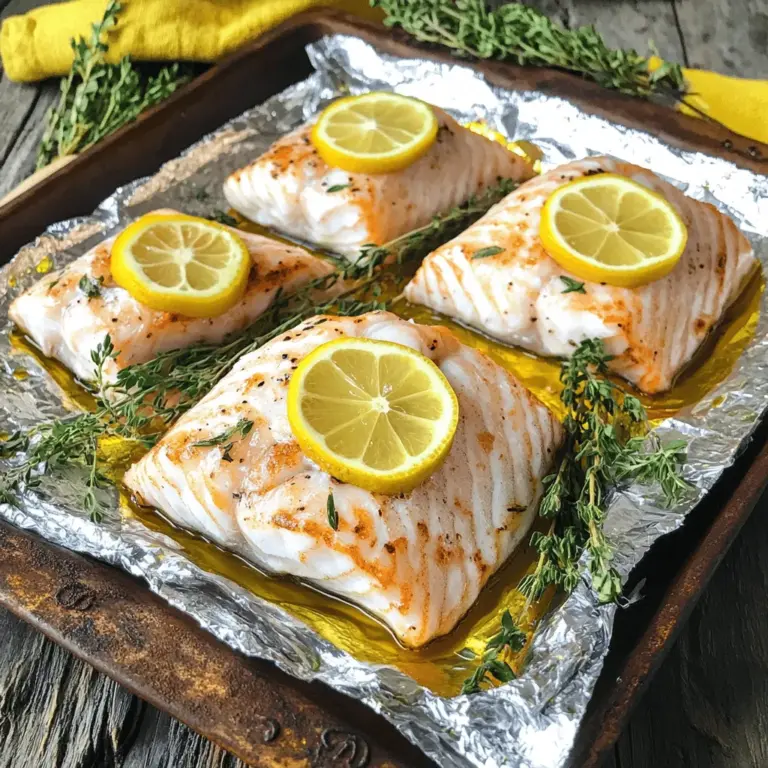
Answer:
10, 222, 763, 697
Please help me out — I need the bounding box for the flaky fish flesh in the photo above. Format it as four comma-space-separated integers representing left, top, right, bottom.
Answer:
223, 107, 534, 259
9, 210, 332, 383
124, 311, 562, 647
405, 157, 758, 394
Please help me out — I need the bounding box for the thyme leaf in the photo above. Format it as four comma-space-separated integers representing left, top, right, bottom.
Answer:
37, 1, 191, 169
78, 275, 103, 299
207, 210, 239, 227
373, 0, 685, 101
327, 492, 338, 530
472, 245, 504, 259
560, 276, 586, 294
327, 184, 350, 193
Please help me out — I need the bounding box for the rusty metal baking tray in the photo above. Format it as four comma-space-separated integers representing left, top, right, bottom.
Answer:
1, 10, 767, 767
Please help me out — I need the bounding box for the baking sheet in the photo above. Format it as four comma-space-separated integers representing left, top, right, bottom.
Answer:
1, 34, 767, 768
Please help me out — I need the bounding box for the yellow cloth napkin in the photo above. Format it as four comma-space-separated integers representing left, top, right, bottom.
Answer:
679, 68, 768, 146
1, 0, 766, 146
0, 0, 383, 81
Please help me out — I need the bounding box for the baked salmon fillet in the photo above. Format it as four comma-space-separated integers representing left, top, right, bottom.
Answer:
9, 210, 332, 383
223, 106, 534, 259
124, 311, 562, 647
404, 157, 759, 394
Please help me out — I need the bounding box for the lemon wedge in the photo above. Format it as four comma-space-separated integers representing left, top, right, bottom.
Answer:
310, 92, 438, 174
111, 213, 251, 318
287, 338, 459, 494
539, 173, 688, 288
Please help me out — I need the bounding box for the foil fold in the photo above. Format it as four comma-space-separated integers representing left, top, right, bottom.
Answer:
1, 34, 768, 768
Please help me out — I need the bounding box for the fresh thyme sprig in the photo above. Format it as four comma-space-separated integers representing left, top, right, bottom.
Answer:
344, 177, 519, 279
100, 178, 519, 433
37, 0, 190, 168
193, 418, 254, 462
1, 178, 517, 520
462, 338, 688, 693
373, 0, 685, 100
0, 414, 113, 521
460, 610, 526, 694
519, 339, 689, 605
193, 418, 254, 449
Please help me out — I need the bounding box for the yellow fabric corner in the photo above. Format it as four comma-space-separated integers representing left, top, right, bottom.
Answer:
681, 67, 768, 146
0, 0, 383, 82
648, 56, 768, 146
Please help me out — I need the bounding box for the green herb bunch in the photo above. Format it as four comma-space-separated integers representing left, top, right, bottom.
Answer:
520, 339, 688, 604
373, 0, 685, 100
37, 1, 190, 169
462, 338, 688, 693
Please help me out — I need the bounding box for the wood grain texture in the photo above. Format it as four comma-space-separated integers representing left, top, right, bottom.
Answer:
0, 610, 143, 768
675, 0, 768, 77
605, 493, 768, 768
0, 1, 767, 767
0, 0, 58, 198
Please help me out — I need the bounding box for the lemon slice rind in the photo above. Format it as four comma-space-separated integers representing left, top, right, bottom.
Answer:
287, 337, 459, 495
110, 213, 251, 318
310, 92, 439, 175
539, 173, 688, 288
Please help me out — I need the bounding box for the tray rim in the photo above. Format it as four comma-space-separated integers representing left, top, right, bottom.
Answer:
1, 8, 767, 768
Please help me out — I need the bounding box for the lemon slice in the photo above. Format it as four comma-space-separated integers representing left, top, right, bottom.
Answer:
111, 213, 251, 318
310, 92, 439, 174
287, 337, 459, 494
539, 173, 688, 288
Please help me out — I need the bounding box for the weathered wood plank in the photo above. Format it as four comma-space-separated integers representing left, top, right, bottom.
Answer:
0, 0, 59, 198
533, 0, 687, 64
0, 88, 57, 198
604, 492, 768, 768
675, 0, 768, 77
124, 714, 247, 768
0, 609, 141, 768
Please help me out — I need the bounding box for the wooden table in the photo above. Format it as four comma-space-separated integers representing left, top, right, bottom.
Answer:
0, 1, 766, 766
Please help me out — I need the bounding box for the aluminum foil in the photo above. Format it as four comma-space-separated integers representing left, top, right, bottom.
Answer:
2, 34, 768, 768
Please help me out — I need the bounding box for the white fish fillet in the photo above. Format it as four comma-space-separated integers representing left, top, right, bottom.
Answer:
9, 210, 332, 383
124, 311, 562, 647
404, 156, 759, 394
223, 106, 534, 259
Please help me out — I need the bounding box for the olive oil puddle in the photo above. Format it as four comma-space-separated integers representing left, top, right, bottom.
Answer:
10, 330, 97, 412
7, 229, 762, 696
123, 492, 551, 696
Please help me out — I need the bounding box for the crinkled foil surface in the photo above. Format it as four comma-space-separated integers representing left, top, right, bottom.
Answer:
2, 35, 768, 768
